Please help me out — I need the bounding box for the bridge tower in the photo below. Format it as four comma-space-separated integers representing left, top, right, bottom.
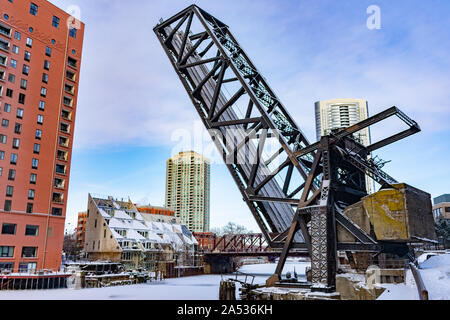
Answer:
154, 5, 424, 292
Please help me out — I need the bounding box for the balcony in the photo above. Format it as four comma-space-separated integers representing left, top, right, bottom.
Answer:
61, 110, 72, 121
54, 178, 65, 189
0, 39, 10, 52
58, 137, 69, 148
57, 150, 68, 161
52, 193, 64, 204
67, 57, 77, 69
55, 164, 67, 175
0, 24, 11, 38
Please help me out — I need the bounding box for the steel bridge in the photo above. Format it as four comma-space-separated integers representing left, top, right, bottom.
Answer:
195, 232, 309, 257
154, 5, 423, 292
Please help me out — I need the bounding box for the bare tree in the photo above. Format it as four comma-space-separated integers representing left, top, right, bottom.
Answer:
211, 222, 252, 236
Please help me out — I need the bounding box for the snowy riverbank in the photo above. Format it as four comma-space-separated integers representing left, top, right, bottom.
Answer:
0, 256, 448, 300
378, 253, 450, 300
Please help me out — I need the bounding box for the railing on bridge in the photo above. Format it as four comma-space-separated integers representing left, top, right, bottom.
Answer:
193, 232, 271, 254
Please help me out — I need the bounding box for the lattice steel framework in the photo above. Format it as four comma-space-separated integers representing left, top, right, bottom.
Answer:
154, 5, 421, 292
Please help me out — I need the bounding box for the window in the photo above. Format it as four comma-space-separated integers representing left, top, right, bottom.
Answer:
59, 136, 69, 147
25, 225, 39, 236
42, 73, 48, 83
28, 189, 35, 200
8, 169, 15, 180
69, 27, 77, 38
4, 103, 11, 112
0, 54, 6, 66
14, 123, 21, 134
19, 262, 37, 272
8, 73, 15, 83
16, 108, 23, 118
21, 247, 37, 258
0, 38, 9, 51
6, 185, 13, 197
22, 65, 29, 75
18, 93, 25, 104
35, 129, 42, 139
63, 96, 72, 106
57, 150, 68, 161
53, 192, 63, 204
45, 46, 51, 56
30, 3, 38, 16
2, 223, 16, 235
4, 200, 11, 212
14, 31, 21, 40
24, 51, 31, 61
54, 178, 64, 188
66, 70, 76, 81
10, 59, 17, 68
39, 100, 45, 110
67, 57, 77, 68
43, 60, 50, 70
0, 23, 11, 37
32, 158, 38, 169
37, 114, 43, 124
60, 122, 70, 133
1, 150, 5, 160
1, 119, 8, 127
26, 203, 33, 213
12, 45, 19, 54
6, 88, 13, 97
33, 143, 40, 154
10, 153, 17, 165
40, 87, 47, 97
56, 164, 66, 174
20, 79, 27, 89
26, 37, 32, 47
30, 173, 37, 184
0, 134, 5, 144
52, 207, 62, 216
65, 83, 74, 94
61, 110, 71, 120
30, 142, 41, 156
52, 16, 60, 28
0, 246, 14, 258
12, 138, 19, 149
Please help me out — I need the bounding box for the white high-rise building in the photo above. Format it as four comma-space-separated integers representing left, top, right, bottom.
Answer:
165, 151, 210, 232
315, 99, 375, 194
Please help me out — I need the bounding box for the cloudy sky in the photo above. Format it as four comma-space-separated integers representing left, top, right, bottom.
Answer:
48, 0, 450, 232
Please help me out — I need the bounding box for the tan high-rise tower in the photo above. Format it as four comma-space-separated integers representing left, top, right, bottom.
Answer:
165, 151, 210, 232
315, 99, 375, 194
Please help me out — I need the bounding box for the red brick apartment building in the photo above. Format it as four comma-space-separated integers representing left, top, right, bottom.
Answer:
0, 0, 84, 272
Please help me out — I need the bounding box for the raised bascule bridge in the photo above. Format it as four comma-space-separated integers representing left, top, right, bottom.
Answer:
153, 5, 437, 294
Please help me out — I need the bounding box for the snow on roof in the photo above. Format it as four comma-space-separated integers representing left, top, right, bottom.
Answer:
113, 210, 132, 220
126, 229, 146, 241
112, 201, 121, 209
108, 218, 129, 229
183, 234, 198, 245
110, 228, 124, 240
99, 208, 112, 218
130, 220, 147, 230
134, 211, 145, 221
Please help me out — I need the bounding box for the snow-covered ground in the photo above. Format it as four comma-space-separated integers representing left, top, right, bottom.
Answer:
378, 253, 450, 300
0, 255, 448, 300
0, 261, 308, 300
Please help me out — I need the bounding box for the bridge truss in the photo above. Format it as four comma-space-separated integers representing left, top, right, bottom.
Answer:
154, 5, 420, 292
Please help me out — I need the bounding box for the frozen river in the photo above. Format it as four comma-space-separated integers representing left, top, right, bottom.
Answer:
0, 261, 309, 300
